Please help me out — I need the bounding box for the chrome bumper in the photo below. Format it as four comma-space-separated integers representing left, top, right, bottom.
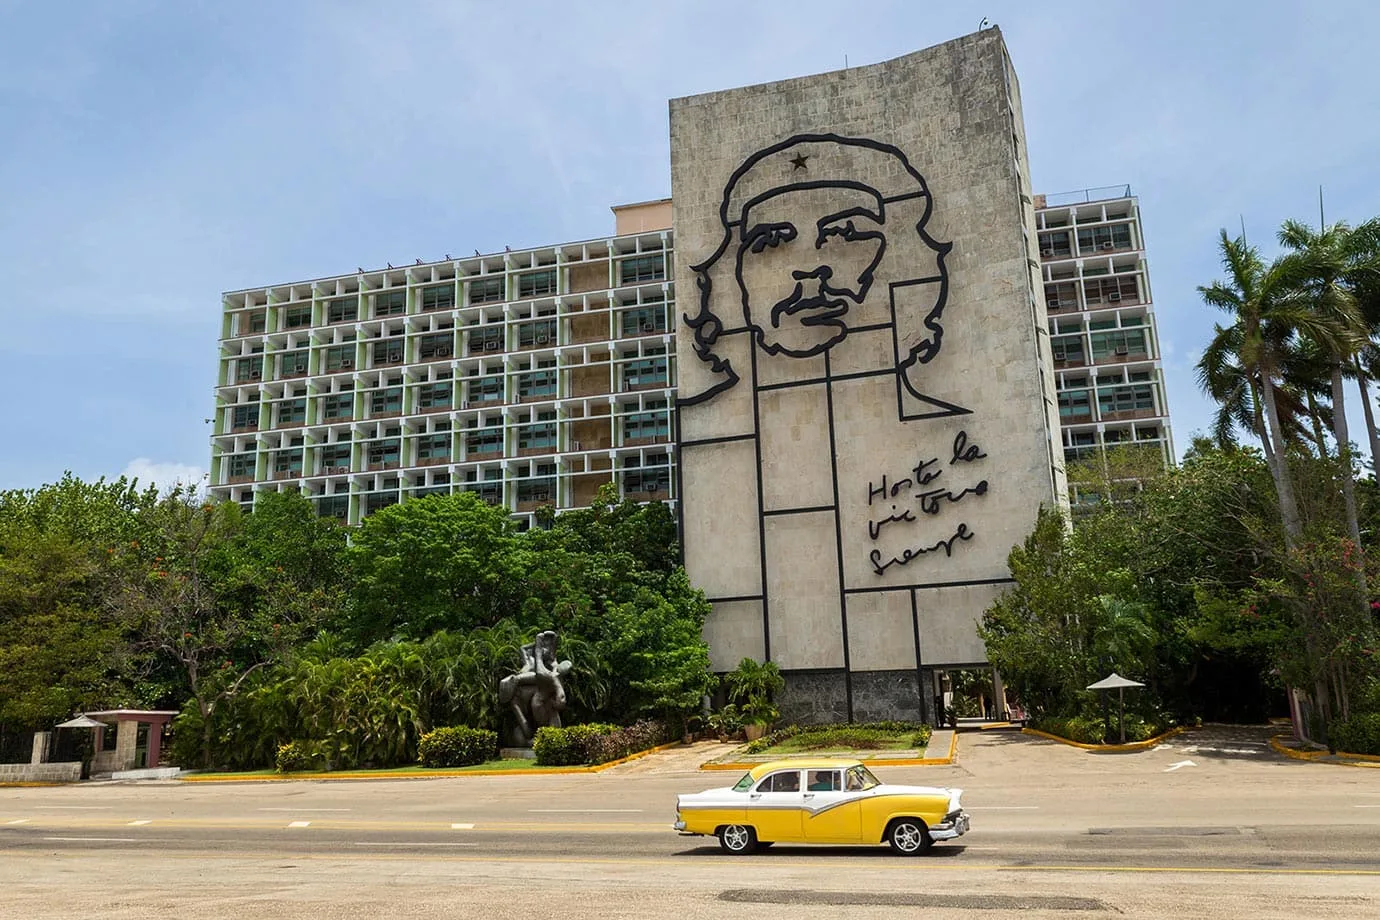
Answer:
928, 810, 970, 840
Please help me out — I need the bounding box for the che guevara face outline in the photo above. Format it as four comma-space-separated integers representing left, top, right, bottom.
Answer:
734, 183, 889, 358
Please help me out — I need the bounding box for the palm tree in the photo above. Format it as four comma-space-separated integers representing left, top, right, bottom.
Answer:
1277, 219, 1378, 559
1197, 231, 1318, 546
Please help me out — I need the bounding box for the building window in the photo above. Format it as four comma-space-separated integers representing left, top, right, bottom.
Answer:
468, 375, 503, 404
621, 348, 668, 389
418, 382, 453, 410
236, 356, 264, 383
321, 393, 353, 421
227, 453, 255, 479
280, 349, 310, 377
518, 420, 557, 452
1089, 329, 1147, 360
517, 367, 557, 400
469, 277, 504, 305
277, 398, 307, 427
623, 404, 669, 441
469, 326, 504, 354
416, 433, 451, 462
517, 270, 556, 299
621, 305, 666, 336
1099, 384, 1155, 415
324, 345, 355, 371
367, 439, 401, 468
418, 333, 454, 360
623, 453, 669, 493
620, 254, 665, 285
327, 298, 358, 324
1077, 223, 1134, 254
284, 305, 313, 329
466, 428, 503, 455
517, 476, 554, 503
517, 319, 557, 348
273, 448, 303, 476
230, 405, 257, 431
321, 443, 352, 472
372, 339, 405, 365
365, 491, 397, 515
1038, 231, 1072, 258
240, 311, 267, 335
421, 285, 455, 312
316, 495, 349, 519
1058, 389, 1092, 420
1050, 336, 1085, 364
374, 290, 407, 317
371, 387, 403, 415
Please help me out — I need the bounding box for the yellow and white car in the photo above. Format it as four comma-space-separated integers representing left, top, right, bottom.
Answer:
674, 758, 968, 855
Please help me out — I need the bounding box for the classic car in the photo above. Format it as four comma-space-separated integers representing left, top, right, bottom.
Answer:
674, 758, 968, 855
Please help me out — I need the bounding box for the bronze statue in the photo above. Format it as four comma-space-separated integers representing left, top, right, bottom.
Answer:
498, 630, 572, 747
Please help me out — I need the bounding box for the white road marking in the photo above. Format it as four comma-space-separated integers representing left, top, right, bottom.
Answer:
6, 819, 29, 825
287, 821, 311, 828
451, 823, 475, 829
1354, 805, 1380, 808
258, 807, 351, 812
528, 809, 644, 813
127, 820, 152, 826
353, 842, 479, 848
36, 806, 111, 810
1164, 760, 1197, 772
43, 836, 138, 842
966, 806, 1040, 810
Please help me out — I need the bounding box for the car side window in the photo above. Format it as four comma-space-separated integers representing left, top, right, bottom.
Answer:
807, 770, 839, 791
759, 771, 800, 793
845, 767, 865, 791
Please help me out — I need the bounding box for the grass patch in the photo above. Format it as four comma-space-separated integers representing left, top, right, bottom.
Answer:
182, 758, 552, 780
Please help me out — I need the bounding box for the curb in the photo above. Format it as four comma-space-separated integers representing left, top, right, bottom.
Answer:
1269, 734, 1380, 767
179, 740, 686, 784
1021, 725, 1184, 752
699, 732, 958, 772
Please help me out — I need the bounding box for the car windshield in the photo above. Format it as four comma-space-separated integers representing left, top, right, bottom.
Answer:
731, 772, 755, 792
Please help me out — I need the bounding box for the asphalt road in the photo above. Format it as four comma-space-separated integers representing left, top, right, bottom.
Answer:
3, 726, 1378, 919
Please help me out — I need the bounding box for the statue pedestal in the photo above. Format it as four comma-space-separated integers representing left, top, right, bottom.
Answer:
500, 747, 536, 760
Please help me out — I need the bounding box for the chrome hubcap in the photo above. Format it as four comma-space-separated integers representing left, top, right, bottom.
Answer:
723, 826, 749, 850
895, 824, 923, 851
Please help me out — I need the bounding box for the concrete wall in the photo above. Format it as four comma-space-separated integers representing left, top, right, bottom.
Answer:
0, 762, 81, 783
671, 29, 1065, 722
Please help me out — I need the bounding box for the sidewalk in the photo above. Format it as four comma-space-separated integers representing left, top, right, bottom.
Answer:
1270, 734, 1380, 768
698, 728, 956, 770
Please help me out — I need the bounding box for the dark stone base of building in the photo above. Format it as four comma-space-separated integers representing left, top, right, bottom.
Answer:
779, 669, 927, 725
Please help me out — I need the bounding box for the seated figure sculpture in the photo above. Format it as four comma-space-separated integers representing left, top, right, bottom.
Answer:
498, 630, 573, 748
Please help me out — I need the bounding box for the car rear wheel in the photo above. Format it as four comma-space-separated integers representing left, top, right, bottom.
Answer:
718, 824, 757, 855
887, 818, 931, 856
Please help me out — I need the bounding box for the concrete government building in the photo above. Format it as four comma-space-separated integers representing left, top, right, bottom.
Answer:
209, 30, 1172, 722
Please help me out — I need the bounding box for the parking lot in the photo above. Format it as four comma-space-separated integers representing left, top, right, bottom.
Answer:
2, 726, 1377, 919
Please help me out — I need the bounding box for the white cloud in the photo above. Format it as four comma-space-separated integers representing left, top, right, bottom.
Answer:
121, 458, 205, 494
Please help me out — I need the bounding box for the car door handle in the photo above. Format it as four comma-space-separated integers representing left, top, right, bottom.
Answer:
749, 793, 762, 800
802, 793, 815, 800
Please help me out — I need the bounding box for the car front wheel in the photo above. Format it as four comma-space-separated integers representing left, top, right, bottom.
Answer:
887, 818, 931, 856
718, 824, 758, 855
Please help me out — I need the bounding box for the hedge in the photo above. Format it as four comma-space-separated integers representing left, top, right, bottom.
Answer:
742, 721, 933, 755
418, 726, 499, 767
1329, 712, 1380, 755
533, 720, 669, 766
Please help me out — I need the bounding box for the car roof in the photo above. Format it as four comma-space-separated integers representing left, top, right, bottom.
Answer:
746, 758, 862, 781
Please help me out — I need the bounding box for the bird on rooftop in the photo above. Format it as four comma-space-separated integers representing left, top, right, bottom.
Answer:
387, 263, 393, 269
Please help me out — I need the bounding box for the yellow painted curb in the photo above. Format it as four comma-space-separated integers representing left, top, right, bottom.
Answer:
1269, 734, 1380, 766
700, 731, 957, 771
978, 721, 1013, 730
1021, 725, 1184, 752
0, 781, 72, 788
180, 741, 686, 783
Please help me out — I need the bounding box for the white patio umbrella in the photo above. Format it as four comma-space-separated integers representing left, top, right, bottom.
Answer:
1086, 673, 1145, 744
55, 715, 106, 729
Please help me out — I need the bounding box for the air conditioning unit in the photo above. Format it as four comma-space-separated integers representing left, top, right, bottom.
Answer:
484, 341, 500, 351
1101, 241, 1115, 250
340, 359, 353, 369
437, 347, 452, 357
1114, 346, 1130, 356
536, 334, 549, 344
571, 440, 582, 451
249, 371, 262, 380
1107, 292, 1122, 302
640, 322, 655, 332
1040, 248, 1053, 257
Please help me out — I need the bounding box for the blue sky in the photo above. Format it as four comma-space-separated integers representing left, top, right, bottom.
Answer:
2, 1, 1378, 491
